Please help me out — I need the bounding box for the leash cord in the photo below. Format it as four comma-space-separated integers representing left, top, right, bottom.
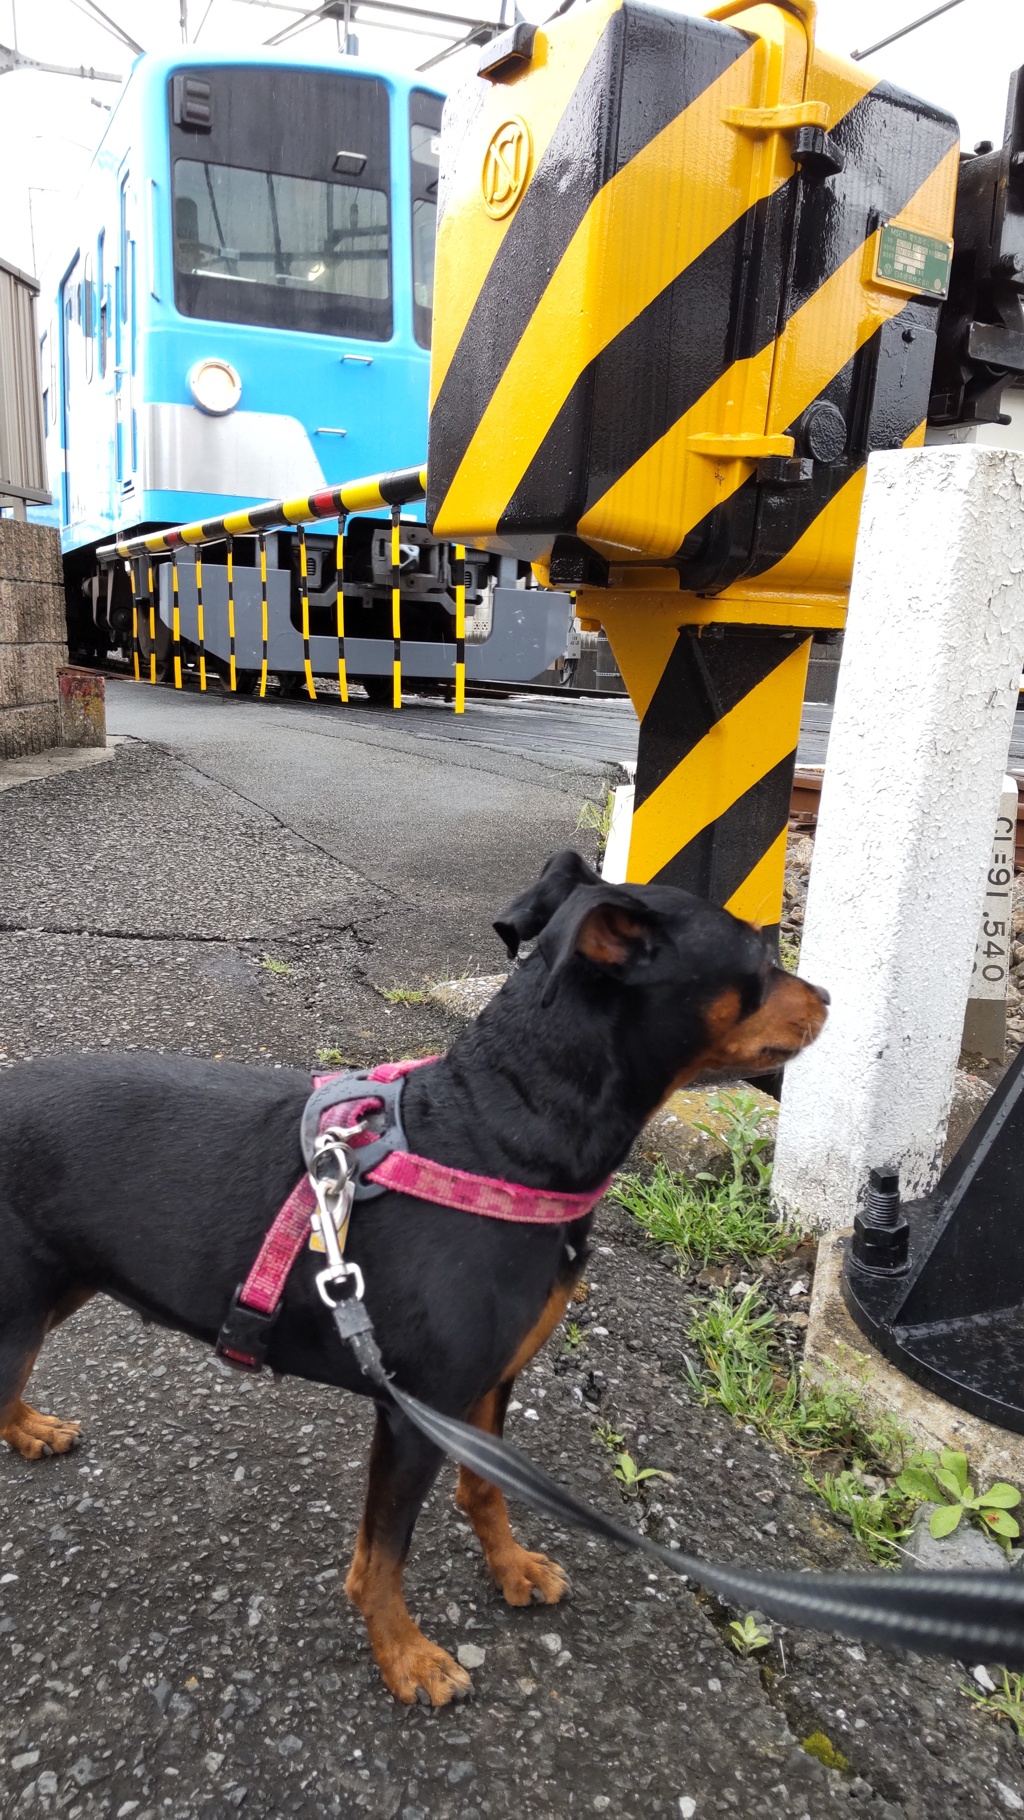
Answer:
332, 1304, 1024, 1668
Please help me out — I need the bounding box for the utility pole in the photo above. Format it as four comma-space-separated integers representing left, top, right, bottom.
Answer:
180, 0, 188, 41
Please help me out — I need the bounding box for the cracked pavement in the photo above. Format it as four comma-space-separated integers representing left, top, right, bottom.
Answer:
1, 684, 1023, 1818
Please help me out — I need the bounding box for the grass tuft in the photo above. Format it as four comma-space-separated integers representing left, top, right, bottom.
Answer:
380, 984, 430, 1006
613, 1091, 788, 1269
685, 1285, 907, 1508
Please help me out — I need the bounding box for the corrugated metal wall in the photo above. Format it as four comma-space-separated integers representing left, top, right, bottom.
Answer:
0, 257, 48, 502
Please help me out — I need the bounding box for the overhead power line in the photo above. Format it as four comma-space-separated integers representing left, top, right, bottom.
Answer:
851, 0, 966, 63
65, 0, 145, 55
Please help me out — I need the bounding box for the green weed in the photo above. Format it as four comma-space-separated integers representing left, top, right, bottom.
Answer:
563, 1321, 586, 1352
779, 937, 801, 974
613, 1451, 674, 1497
260, 954, 294, 976
613, 1092, 789, 1269
686, 1284, 904, 1466
593, 1421, 625, 1452
575, 790, 616, 853
897, 1450, 1021, 1551
316, 1047, 353, 1066
380, 984, 430, 1006
962, 1668, 1024, 1737
803, 1466, 914, 1565
728, 1614, 772, 1658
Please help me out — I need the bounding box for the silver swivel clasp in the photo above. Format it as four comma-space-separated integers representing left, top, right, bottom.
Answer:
309, 1125, 366, 1308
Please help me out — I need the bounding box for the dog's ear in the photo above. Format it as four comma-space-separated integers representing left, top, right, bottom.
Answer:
493, 849, 602, 957
534, 885, 662, 1006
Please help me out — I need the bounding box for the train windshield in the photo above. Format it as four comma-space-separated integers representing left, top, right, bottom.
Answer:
169, 66, 392, 340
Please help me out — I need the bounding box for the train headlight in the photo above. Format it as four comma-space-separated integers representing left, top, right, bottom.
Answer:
188, 358, 242, 416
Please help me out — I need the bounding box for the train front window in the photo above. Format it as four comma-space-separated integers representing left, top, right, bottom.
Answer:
174, 161, 389, 314
169, 65, 392, 340
409, 91, 442, 349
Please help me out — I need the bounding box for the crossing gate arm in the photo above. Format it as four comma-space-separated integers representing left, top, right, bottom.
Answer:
95, 464, 428, 564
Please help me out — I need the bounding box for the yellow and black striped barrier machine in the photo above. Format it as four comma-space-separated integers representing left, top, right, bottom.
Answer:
427, 0, 960, 936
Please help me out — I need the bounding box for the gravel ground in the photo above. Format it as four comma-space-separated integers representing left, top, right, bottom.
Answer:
2, 726, 1024, 1818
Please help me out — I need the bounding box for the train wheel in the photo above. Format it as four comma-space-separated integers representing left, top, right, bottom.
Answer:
276, 672, 306, 698
358, 674, 393, 705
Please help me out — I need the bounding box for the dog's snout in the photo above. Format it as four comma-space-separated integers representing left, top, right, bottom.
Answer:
813, 983, 830, 1007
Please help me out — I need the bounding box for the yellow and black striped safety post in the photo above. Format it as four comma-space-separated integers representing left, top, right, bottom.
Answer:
195, 550, 207, 691
336, 516, 349, 704
225, 535, 237, 693
258, 533, 269, 699
146, 560, 157, 686
453, 544, 466, 715
390, 505, 402, 710
128, 562, 140, 682
601, 602, 824, 939
297, 526, 317, 701
170, 554, 183, 689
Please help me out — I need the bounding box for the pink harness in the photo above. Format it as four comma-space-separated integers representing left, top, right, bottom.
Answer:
217, 1057, 610, 1371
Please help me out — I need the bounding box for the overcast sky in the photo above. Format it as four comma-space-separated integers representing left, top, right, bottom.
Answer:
1, 0, 1020, 285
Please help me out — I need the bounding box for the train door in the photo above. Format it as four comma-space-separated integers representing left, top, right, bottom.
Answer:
58, 256, 85, 529
115, 169, 136, 492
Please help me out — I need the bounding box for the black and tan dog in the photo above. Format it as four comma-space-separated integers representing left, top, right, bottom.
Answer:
0, 850, 827, 1705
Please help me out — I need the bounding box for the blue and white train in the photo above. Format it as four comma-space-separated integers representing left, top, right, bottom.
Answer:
35, 48, 573, 691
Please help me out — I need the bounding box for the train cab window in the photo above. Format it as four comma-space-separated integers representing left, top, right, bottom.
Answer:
169, 65, 392, 339
409, 90, 442, 349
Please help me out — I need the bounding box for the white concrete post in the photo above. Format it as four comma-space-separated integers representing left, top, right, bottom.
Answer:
772, 446, 1024, 1231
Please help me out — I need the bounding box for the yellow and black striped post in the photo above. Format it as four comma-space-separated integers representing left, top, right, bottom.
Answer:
225, 536, 237, 693
601, 604, 819, 937
390, 505, 402, 710
298, 525, 316, 701
128, 562, 140, 682
171, 554, 182, 689
146, 560, 156, 685
336, 515, 349, 704
452, 543, 466, 715
195, 550, 207, 692
258, 533, 269, 699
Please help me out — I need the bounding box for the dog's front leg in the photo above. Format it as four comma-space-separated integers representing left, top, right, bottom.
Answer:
455, 1380, 570, 1607
345, 1401, 472, 1707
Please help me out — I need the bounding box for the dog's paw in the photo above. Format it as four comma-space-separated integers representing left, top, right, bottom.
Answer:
379, 1635, 474, 1707
0, 1403, 80, 1461
493, 1546, 570, 1607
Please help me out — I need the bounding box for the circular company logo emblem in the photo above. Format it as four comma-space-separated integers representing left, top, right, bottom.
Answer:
481, 117, 532, 218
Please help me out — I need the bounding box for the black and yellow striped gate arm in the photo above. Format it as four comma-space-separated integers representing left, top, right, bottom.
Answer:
101, 466, 426, 563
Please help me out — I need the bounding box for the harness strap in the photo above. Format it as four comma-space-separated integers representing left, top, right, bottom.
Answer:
216, 1055, 609, 1371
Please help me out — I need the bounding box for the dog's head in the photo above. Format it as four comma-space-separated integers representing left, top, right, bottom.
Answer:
495, 849, 827, 1080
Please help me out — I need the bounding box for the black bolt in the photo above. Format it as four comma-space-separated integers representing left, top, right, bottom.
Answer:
852, 1166, 909, 1274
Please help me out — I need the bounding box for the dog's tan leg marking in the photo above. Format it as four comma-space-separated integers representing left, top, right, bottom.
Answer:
346, 1413, 472, 1707
0, 1292, 93, 1461
456, 1283, 574, 1608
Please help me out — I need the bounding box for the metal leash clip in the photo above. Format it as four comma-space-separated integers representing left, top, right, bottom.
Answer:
309, 1125, 366, 1308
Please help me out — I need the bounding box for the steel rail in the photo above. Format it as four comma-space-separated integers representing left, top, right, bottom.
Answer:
96, 462, 427, 562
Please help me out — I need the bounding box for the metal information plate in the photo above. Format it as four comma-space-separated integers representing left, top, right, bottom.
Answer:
874, 223, 952, 297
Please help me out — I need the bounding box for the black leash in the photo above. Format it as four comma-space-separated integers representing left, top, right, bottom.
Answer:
303, 1094, 1024, 1670
330, 1285, 1024, 1670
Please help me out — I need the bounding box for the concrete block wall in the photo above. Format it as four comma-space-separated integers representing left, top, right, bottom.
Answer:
0, 519, 68, 759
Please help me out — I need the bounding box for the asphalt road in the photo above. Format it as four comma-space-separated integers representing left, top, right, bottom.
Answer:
2, 684, 1023, 1818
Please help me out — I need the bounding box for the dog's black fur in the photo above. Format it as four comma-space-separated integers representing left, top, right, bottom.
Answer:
0, 850, 827, 1703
